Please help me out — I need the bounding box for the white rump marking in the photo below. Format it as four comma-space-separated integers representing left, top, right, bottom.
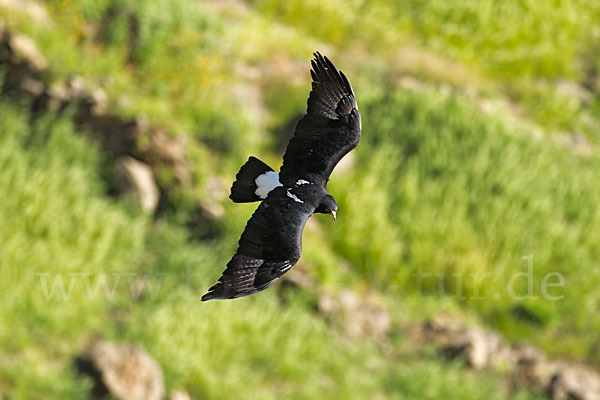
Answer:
255, 171, 282, 199
286, 190, 304, 203
296, 179, 310, 185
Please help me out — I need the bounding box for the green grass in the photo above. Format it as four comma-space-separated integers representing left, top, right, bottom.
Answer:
0, 103, 545, 399
328, 87, 600, 363
1, 0, 599, 398
253, 0, 600, 135
124, 296, 546, 400
0, 102, 147, 397
254, 0, 600, 79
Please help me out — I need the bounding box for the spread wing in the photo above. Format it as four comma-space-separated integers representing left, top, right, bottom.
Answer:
201, 188, 313, 300
279, 52, 361, 187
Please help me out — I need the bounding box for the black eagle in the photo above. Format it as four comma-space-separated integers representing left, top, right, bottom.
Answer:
202, 52, 361, 301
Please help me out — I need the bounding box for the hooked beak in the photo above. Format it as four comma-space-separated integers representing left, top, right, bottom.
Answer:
329, 210, 336, 221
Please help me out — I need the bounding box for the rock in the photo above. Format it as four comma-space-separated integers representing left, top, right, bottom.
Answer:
68, 75, 87, 97
44, 81, 70, 111
423, 320, 514, 370
114, 156, 160, 213
422, 317, 600, 398
0, 0, 51, 26
461, 328, 514, 370
80, 341, 165, 400
19, 77, 44, 96
0, 29, 47, 97
523, 361, 600, 400
88, 87, 109, 116
169, 390, 192, 400
8, 33, 47, 71
549, 362, 600, 400
63, 76, 109, 117
37, 77, 109, 116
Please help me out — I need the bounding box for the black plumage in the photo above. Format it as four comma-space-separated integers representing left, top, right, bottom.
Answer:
279, 54, 361, 187
229, 156, 274, 203
202, 52, 361, 301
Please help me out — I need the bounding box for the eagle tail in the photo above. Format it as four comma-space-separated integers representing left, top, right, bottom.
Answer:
230, 156, 278, 203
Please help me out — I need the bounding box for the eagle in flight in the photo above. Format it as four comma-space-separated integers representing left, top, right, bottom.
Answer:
202, 52, 361, 301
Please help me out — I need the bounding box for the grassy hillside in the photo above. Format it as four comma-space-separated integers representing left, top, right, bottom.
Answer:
332, 88, 600, 362
0, 102, 543, 399
1, 0, 599, 398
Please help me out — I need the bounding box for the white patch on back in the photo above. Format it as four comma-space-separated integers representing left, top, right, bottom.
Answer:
296, 179, 310, 185
286, 190, 304, 203
255, 171, 282, 199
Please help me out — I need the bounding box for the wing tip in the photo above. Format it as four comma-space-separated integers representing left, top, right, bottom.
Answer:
201, 286, 260, 301
201, 284, 223, 301
311, 51, 330, 73
310, 51, 354, 98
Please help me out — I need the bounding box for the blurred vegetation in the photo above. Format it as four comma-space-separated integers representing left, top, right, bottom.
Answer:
1, 0, 600, 398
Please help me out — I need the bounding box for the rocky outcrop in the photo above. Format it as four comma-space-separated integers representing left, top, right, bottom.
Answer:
76, 341, 165, 400
422, 316, 600, 400
0, 0, 51, 26
0, 26, 195, 214
0, 22, 47, 97
114, 156, 160, 213
422, 318, 515, 370
524, 360, 600, 400
169, 390, 192, 400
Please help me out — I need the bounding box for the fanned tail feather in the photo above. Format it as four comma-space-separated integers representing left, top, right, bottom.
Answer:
229, 156, 274, 203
